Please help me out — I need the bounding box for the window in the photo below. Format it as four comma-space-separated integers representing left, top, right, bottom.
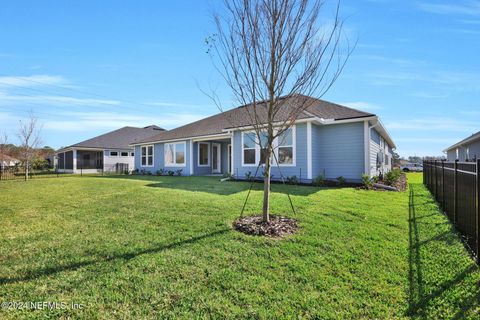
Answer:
242, 132, 256, 165
141, 145, 154, 166
131, 152, 134, 157
198, 143, 210, 166
165, 142, 186, 166
259, 132, 269, 165
121, 152, 128, 157
242, 126, 296, 166
110, 151, 118, 156
277, 128, 293, 165
456, 148, 459, 159
385, 155, 389, 165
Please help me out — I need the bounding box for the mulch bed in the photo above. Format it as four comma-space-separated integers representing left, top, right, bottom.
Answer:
233, 215, 298, 238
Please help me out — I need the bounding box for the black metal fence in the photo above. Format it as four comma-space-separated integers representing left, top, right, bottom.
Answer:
0, 163, 129, 181
424, 160, 480, 262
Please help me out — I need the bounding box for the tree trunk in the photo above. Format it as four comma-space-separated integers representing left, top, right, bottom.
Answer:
25, 159, 29, 181
262, 146, 272, 222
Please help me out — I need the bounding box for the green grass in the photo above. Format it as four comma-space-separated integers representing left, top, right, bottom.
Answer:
0, 173, 478, 319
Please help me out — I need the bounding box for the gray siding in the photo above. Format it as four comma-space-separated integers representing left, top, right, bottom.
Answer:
314, 122, 365, 182
232, 123, 309, 182
369, 127, 392, 176
135, 141, 191, 175
447, 140, 480, 161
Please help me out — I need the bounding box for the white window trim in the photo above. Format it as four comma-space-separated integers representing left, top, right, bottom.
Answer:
120, 151, 129, 157
141, 145, 154, 167
274, 126, 296, 167
164, 141, 187, 167
109, 151, 119, 157
241, 131, 258, 167
241, 126, 296, 167
197, 142, 210, 167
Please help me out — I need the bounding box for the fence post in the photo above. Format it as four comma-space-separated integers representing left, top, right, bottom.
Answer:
434, 160, 438, 200
454, 160, 458, 225
442, 160, 445, 211
476, 159, 480, 262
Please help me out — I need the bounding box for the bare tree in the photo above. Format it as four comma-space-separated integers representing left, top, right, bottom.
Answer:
210, 0, 352, 222
17, 113, 42, 180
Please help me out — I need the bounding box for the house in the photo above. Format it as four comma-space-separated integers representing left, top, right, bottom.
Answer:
444, 131, 480, 161
0, 154, 20, 169
55, 125, 164, 174
131, 95, 395, 182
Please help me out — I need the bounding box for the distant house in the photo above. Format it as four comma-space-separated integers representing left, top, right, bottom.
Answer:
444, 131, 480, 161
0, 154, 20, 169
130, 95, 396, 182
55, 125, 164, 174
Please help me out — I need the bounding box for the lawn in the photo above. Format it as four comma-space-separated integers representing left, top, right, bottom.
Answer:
0, 173, 478, 319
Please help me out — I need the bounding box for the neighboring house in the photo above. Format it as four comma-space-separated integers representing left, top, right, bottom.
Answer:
131, 95, 395, 182
55, 125, 164, 174
444, 131, 480, 161
0, 154, 20, 169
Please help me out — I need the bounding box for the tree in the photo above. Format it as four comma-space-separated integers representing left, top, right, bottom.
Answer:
17, 113, 42, 180
210, 0, 351, 222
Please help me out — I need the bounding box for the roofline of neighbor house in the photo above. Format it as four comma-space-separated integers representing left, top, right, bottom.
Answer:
130, 115, 396, 149
443, 132, 480, 153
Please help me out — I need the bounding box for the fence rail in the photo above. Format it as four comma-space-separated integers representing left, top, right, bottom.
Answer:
423, 160, 480, 263
0, 164, 129, 181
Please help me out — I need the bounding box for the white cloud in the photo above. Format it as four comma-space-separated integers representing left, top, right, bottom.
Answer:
0, 75, 67, 88
418, 1, 480, 16
0, 92, 119, 107
386, 117, 480, 133
341, 101, 383, 110
43, 111, 207, 132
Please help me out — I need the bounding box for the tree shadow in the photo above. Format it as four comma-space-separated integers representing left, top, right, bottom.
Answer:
0, 228, 230, 285
407, 184, 479, 318
98, 175, 321, 196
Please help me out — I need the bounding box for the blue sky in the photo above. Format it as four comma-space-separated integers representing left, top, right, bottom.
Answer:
0, 0, 479, 157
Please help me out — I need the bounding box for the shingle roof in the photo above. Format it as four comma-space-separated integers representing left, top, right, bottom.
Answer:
61, 125, 164, 151
0, 154, 19, 162
444, 130, 480, 152
135, 95, 374, 144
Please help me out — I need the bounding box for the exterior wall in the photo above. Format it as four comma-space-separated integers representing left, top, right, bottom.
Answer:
103, 149, 134, 172
446, 140, 480, 161
313, 122, 365, 182
232, 123, 310, 182
369, 127, 393, 177
135, 141, 191, 175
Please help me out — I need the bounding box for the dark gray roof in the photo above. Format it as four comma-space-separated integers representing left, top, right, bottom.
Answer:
60, 125, 164, 151
444, 130, 480, 152
135, 95, 374, 144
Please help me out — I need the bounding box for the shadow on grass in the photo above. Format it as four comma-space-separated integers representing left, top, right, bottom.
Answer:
98, 175, 321, 196
407, 183, 479, 318
0, 229, 230, 285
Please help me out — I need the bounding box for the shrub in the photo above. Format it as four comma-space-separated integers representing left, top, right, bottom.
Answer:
140, 169, 146, 175
361, 174, 374, 190
156, 169, 166, 176
167, 170, 175, 176
245, 171, 253, 181
312, 174, 325, 187
175, 169, 183, 176
146, 171, 152, 175
133, 169, 139, 175
385, 169, 402, 186
286, 175, 299, 185
336, 176, 346, 185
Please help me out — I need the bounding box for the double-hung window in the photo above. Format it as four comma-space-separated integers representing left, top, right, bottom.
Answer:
241, 126, 296, 166
277, 128, 294, 165
165, 142, 186, 166
242, 132, 256, 165
141, 145, 154, 166
198, 143, 209, 166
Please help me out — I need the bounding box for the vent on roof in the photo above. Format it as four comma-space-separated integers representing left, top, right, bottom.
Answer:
144, 125, 165, 131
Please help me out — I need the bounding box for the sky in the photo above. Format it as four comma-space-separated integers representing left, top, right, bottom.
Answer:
0, 0, 479, 157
